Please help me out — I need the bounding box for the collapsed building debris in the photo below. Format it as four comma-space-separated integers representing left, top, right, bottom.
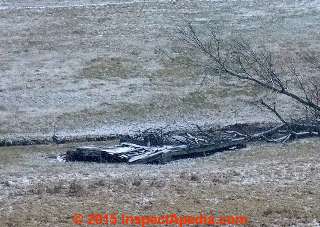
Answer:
64, 121, 320, 164
65, 141, 246, 164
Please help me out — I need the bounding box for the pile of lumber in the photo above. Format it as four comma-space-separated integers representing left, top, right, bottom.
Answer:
64, 121, 320, 164
65, 141, 246, 164
66, 143, 184, 164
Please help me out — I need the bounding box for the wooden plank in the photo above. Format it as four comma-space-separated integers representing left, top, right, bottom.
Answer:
67, 139, 246, 164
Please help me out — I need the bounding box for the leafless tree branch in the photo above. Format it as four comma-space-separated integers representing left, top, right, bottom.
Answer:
177, 24, 320, 118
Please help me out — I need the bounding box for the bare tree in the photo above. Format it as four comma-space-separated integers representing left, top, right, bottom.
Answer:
176, 23, 320, 124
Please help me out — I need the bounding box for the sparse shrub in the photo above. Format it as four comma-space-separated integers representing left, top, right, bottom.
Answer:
263, 208, 273, 216
3, 180, 10, 187
68, 181, 85, 196
211, 173, 229, 185
112, 178, 127, 190
149, 178, 166, 188
179, 171, 189, 179
95, 179, 106, 187
228, 169, 241, 176
132, 177, 142, 187
30, 183, 46, 195
174, 184, 186, 194
190, 172, 200, 181
46, 182, 64, 194
179, 171, 200, 181
88, 179, 106, 189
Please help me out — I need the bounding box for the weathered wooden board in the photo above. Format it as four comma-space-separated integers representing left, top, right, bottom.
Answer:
65, 140, 246, 164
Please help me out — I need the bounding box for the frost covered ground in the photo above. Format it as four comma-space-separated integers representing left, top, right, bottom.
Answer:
0, 138, 319, 226
1, 0, 320, 137
1, 1, 320, 226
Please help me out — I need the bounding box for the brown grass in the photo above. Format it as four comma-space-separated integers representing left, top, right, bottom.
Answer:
80, 57, 143, 80
0, 139, 319, 226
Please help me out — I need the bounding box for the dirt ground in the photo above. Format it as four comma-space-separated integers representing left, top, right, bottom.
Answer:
0, 138, 319, 226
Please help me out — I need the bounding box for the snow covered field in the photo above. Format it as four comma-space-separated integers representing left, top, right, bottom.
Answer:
1, 1, 320, 226
1, 0, 320, 137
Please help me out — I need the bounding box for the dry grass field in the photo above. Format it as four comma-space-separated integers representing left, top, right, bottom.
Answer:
1, 1, 320, 226
0, 138, 319, 226
1, 0, 320, 136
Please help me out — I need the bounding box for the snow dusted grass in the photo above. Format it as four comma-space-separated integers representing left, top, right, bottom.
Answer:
0, 1, 319, 226
0, 138, 319, 226
80, 57, 143, 80
1, 0, 320, 136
